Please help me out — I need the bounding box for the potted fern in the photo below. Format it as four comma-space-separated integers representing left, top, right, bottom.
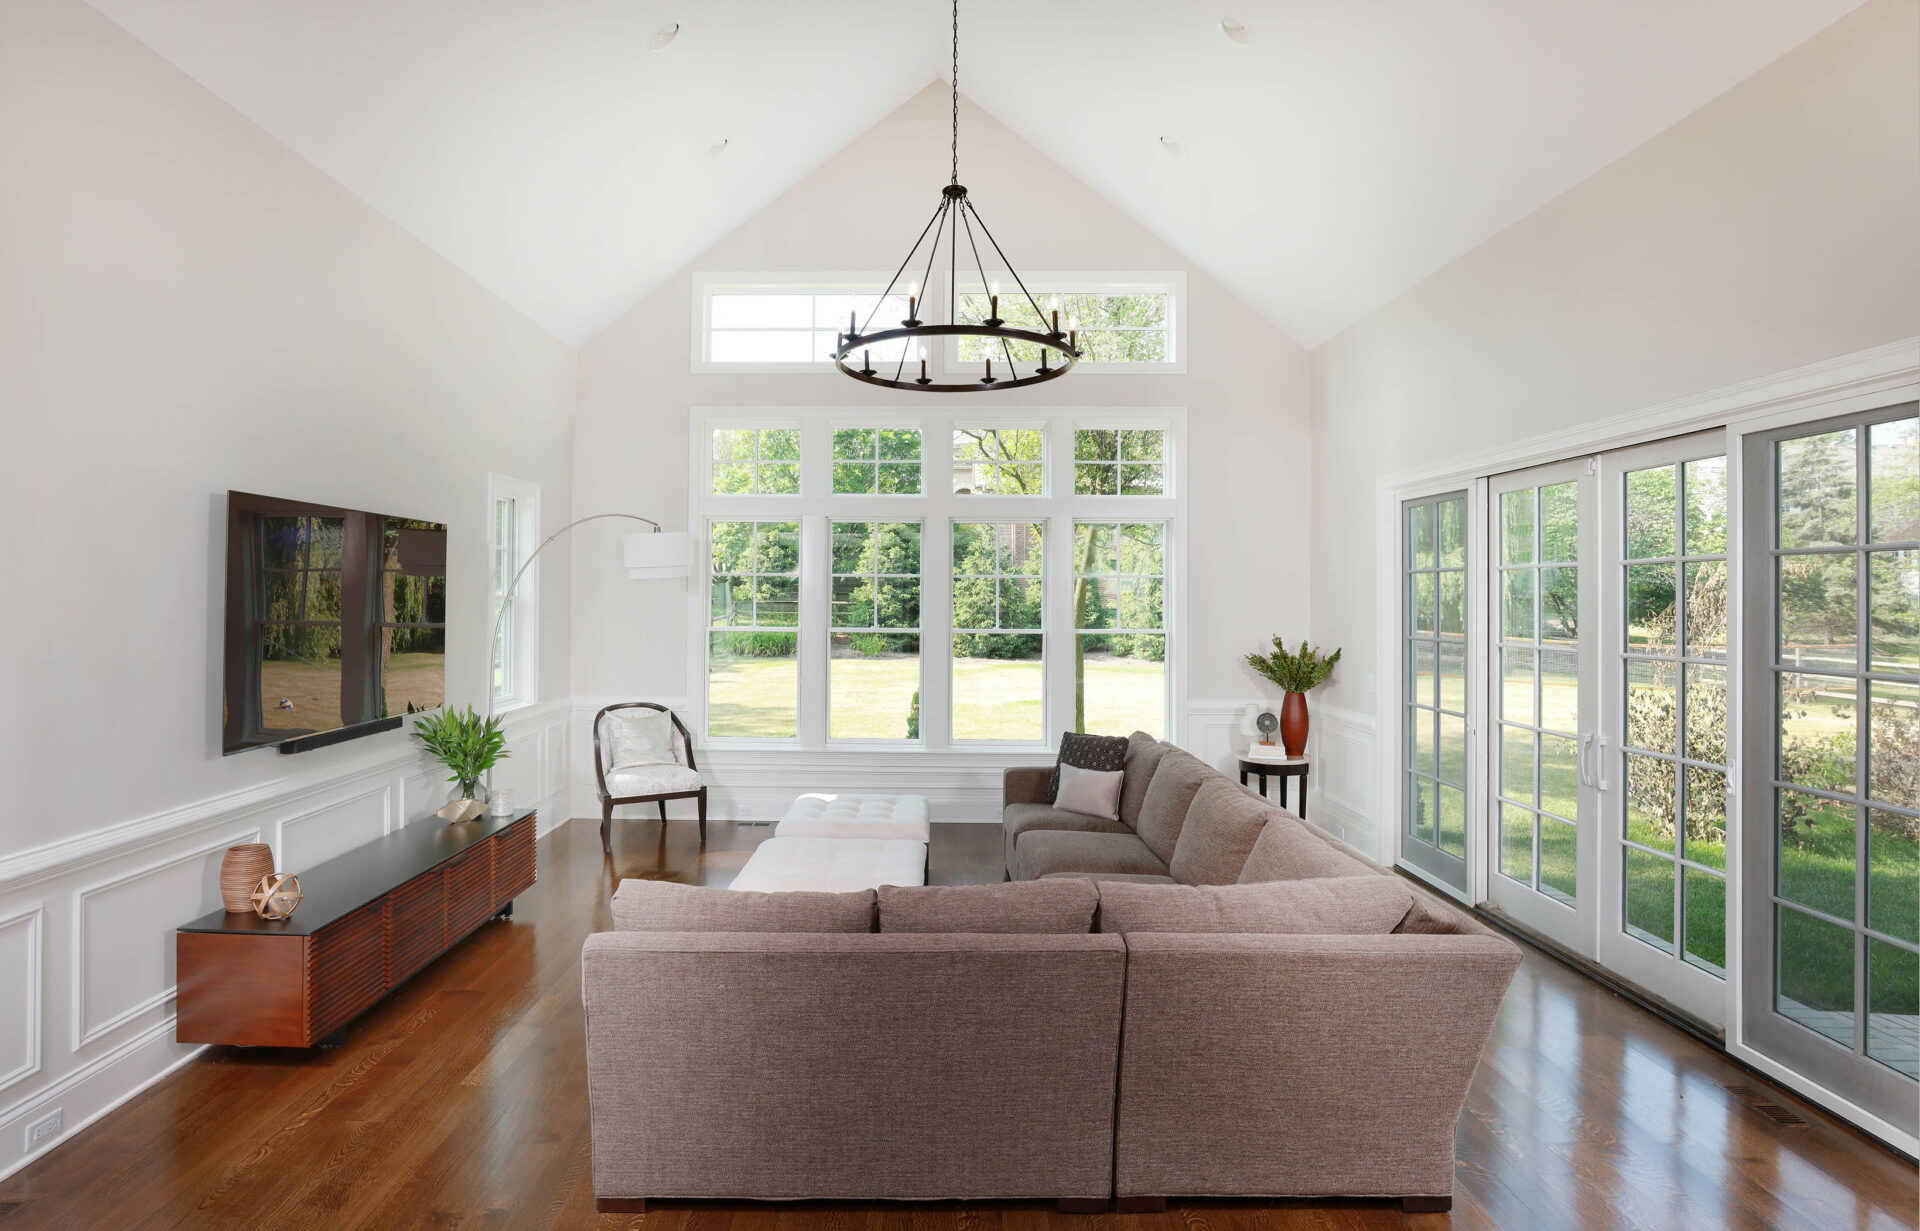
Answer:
412, 706, 510, 822
1245, 638, 1341, 758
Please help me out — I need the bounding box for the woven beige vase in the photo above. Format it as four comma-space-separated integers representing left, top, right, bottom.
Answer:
220, 844, 274, 913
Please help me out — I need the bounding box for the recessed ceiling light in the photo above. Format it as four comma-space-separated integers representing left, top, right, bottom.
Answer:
1220, 17, 1250, 46
651, 23, 680, 52
1158, 136, 1183, 155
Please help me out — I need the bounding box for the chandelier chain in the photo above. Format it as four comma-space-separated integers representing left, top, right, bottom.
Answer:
950, 0, 960, 185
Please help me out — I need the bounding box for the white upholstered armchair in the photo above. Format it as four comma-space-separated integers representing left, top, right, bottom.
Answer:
593, 702, 707, 849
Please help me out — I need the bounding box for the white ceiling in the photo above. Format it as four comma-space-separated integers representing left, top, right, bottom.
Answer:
85, 1, 1868, 346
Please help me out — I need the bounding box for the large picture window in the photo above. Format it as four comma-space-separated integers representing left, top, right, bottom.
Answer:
694, 275, 911, 371
831, 521, 922, 740
707, 520, 800, 739
690, 411, 1184, 750
1073, 521, 1166, 737
951, 521, 1045, 742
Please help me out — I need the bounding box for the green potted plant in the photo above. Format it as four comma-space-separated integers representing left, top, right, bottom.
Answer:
412, 706, 510, 822
1245, 638, 1341, 758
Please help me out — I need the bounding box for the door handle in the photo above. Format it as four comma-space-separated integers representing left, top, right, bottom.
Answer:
1594, 735, 1609, 792
1577, 733, 1594, 789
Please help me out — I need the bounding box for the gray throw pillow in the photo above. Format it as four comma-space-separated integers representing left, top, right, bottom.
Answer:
1048, 731, 1129, 802
878, 879, 1099, 933
610, 879, 875, 933
1094, 877, 1414, 935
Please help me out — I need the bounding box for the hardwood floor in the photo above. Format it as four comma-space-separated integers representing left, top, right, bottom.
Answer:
1, 817, 1913, 1231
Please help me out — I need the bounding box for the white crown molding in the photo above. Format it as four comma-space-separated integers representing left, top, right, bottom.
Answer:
1376, 337, 1920, 495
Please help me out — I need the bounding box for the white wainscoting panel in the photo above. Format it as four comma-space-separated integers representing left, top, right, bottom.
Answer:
0, 698, 570, 1183
276, 782, 391, 871
1307, 703, 1380, 859
0, 908, 42, 1096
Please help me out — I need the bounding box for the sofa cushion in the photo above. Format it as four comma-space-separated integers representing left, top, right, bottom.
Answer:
1055, 762, 1124, 819
1133, 748, 1211, 864
1236, 811, 1377, 883
1002, 802, 1133, 873
879, 879, 1098, 934
1167, 777, 1274, 885
1040, 872, 1179, 885
1048, 732, 1130, 802
610, 879, 875, 933
1014, 829, 1170, 881
1094, 877, 1414, 935
1118, 732, 1171, 829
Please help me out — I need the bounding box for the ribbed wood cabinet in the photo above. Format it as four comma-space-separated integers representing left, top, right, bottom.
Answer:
177, 811, 536, 1048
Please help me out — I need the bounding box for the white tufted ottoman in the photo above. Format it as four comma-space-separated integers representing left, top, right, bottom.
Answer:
728, 836, 927, 893
775, 793, 931, 843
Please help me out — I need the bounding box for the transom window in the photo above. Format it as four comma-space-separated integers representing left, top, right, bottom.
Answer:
953, 274, 1184, 371
952, 427, 1044, 496
712, 427, 801, 495
1075, 428, 1167, 496
833, 427, 923, 494
1073, 521, 1166, 737
695, 275, 911, 370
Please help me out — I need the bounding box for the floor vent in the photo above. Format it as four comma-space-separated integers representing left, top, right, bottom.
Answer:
1720, 1083, 1811, 1128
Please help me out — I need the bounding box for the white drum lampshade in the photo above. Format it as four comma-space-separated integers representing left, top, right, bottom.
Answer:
624, 530, 691, 580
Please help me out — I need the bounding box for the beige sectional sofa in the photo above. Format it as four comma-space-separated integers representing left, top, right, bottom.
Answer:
582, 735, 1520, 1215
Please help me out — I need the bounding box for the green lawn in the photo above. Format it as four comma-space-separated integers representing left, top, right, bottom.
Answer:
708, 653, 1164, 741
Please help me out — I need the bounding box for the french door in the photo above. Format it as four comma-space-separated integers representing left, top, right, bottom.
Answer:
1595, 434, 1732, 1027
1485, 460, 1599, 952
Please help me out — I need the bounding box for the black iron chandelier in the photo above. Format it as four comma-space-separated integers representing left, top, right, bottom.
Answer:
835, 0, 1079, 392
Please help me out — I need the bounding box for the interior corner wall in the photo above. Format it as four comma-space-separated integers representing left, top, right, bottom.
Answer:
570, 83, 1313, 821
1304, 0, 1920, 859
0, 0, 577, 1179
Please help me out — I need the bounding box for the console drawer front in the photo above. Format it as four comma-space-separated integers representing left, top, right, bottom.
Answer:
492, 817, 536, 907
445, 844, 495, 941
388, 867, 447, 986
308, 899, 388, 1041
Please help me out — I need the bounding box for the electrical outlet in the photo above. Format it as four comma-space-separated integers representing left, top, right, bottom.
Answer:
25, 1109, 61, 1151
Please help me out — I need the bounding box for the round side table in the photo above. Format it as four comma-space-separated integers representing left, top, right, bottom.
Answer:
1238, 757, 1309, 819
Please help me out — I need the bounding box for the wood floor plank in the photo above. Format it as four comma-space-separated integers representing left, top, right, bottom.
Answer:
1, 817, 1912, 1231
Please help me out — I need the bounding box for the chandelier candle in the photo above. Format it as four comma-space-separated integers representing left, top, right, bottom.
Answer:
834, 0, 1080, 392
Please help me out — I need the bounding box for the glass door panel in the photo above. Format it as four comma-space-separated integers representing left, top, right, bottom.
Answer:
1742, 403, 1918, 1137
1487, 461, 1598, 951
1598, 436, 1731, 1028
1401, 492, 1471, 893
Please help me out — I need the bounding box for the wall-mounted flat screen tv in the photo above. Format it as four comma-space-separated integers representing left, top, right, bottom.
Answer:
222, 491, 447, 755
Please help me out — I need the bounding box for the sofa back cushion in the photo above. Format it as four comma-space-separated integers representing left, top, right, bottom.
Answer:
1167, 776, 1273, 884
879, 879, 1098, 934
1236, 811, 1377, 883
1133, 748, 1211, 863
611, 879, 875, 933
1118, 732, 1170, 829
1095, 877, 1413, 935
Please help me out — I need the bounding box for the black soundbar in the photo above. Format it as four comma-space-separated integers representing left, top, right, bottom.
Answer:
276, 715, 403, 754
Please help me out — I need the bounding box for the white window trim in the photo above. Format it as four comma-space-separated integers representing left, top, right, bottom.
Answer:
687, 408, 1188, 753
691, 271, 931, 375
487, 473, 540, 712
946, 271, 1188, 375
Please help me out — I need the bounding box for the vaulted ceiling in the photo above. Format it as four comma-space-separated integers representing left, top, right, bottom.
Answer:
85, 1, 1868, 346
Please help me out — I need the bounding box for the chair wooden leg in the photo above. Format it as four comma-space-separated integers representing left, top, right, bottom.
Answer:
696, 790, 708, 845
1401, 1195, 1452, 1213
599, 802, 613, 854
658, 799, 668, 824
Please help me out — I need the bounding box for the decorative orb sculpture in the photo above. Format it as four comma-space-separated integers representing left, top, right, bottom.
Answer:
251, 872, 303, 920
1256, 711, 1279, 741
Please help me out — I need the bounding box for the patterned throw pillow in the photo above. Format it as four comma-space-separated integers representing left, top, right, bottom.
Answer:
1048, 732, 1129, 803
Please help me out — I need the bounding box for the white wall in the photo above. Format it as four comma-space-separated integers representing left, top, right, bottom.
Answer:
570, 83, 1313, 819
1306, 0, 1920, 857
0, 0, 577, 1179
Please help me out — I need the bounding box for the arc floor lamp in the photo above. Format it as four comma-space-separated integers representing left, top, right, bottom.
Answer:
484, 514, 690, 727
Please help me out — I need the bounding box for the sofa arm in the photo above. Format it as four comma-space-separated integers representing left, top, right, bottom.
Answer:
1113, 931, 1520, 1202
1003, 765, 1053, 807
